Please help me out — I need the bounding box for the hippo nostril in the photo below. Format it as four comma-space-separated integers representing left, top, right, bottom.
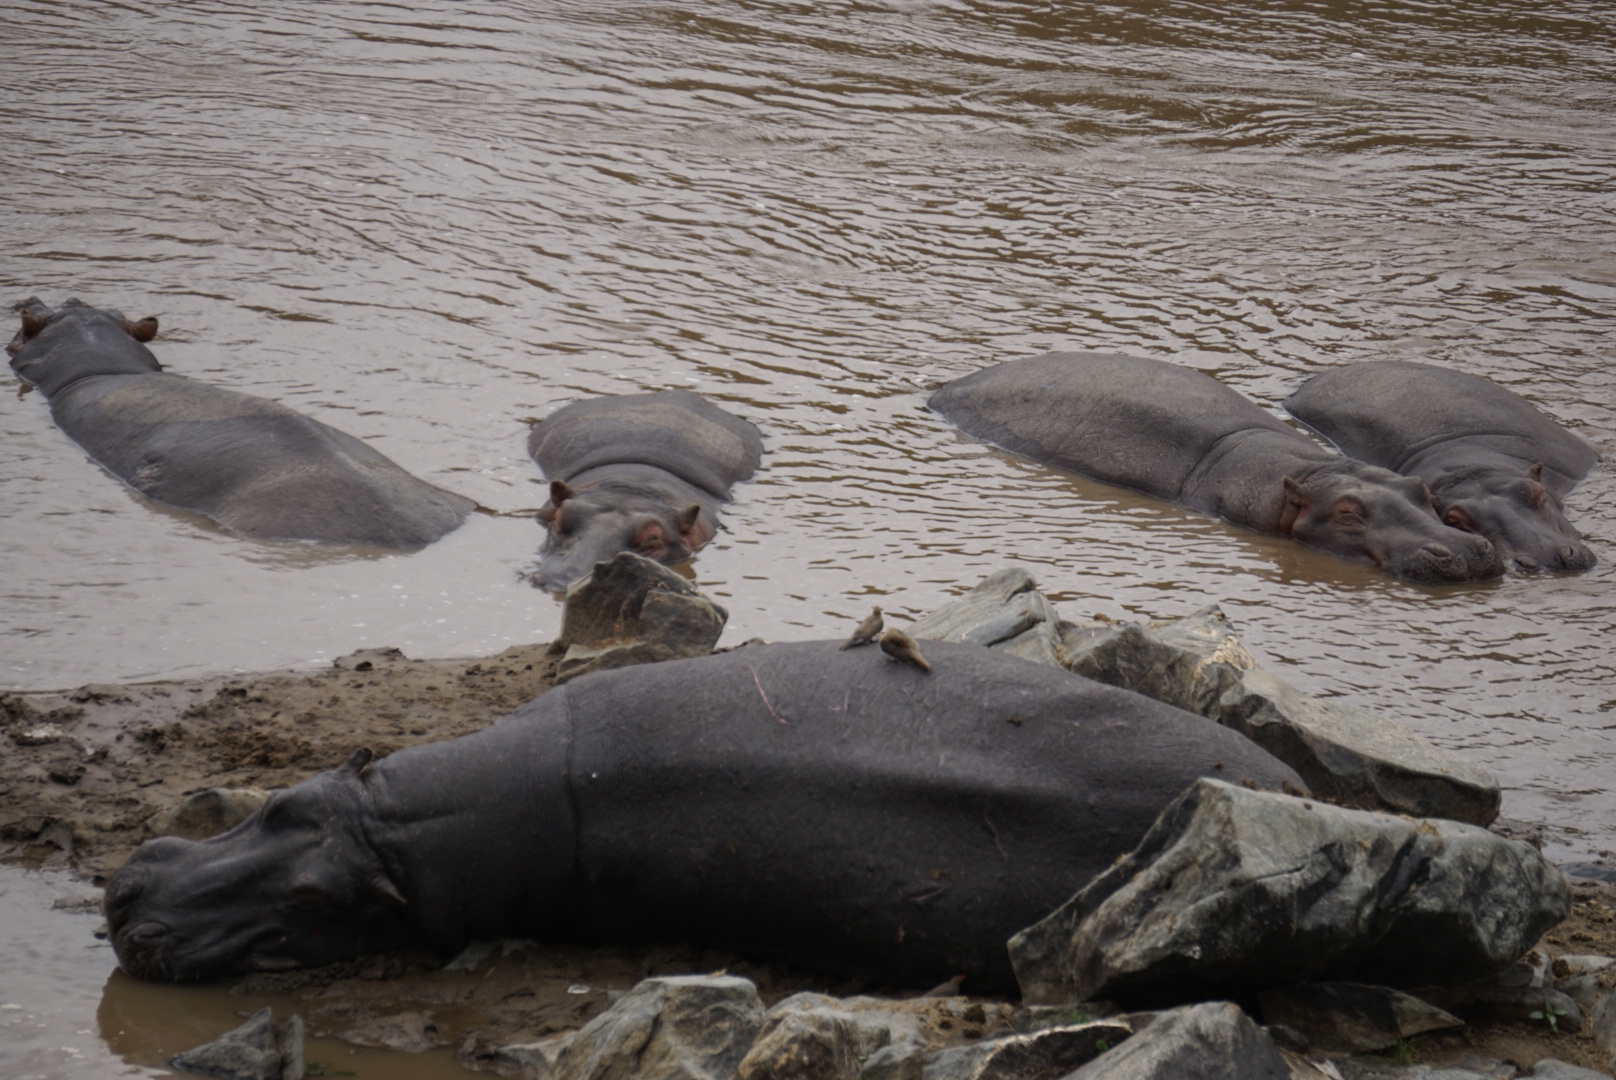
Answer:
1420, 543, 1455, 563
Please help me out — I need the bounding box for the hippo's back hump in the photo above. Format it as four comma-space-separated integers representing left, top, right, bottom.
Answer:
1286, 361, 1598, 485
53, 372, 474, 547
929, 352, 1296, 499
528, 389, 763, 499
554, 639, 1300, 988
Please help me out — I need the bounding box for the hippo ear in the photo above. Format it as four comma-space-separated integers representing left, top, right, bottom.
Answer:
550, 479, 575, 506
370, 873, 407, 908
127, 316, 159, 342
1279, 476, 1309, 535
1528, 462, 1544, 483
341, 747, 374, 775
676, 503, 702, 535
20, 306, 49, 338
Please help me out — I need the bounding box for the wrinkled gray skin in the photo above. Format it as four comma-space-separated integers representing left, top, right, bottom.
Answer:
7, 297, 474, 549
527, 389, 763, 590
1285, 361, 1598, 573
104, 641, 1304, 993
929, 352, 1504, 584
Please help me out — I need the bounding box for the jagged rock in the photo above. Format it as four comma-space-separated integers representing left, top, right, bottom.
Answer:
765, 993, 922, 1058
170, 1006, 305, 1080
735, 1008, 860, 1080
1493, 948, 1550, 989
549, 974, 763, 1080
1462, 985, 1583, 1034
1062, 605, 1257, 718
1060, 1002, 1287, 1079
921, 1021, 1131, 1079
1553, 955, 1616, 1016
554, 553, 728, 684
1008, 780, 1569, 1007
907, 567, 1066, 667
860, 1042, 926, 1080
495, 1031, 578, 1078
146, 788, 271, 841
1255, 982, 1463, 1053
1218, 669, 1500, 825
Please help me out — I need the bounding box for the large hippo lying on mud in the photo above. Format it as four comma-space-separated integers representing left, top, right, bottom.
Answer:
105, 641, 1302, 993
929, 352, 1504, 584
527, 389, 763, 589
7, 298, 474, 549
1285, 361, 1598, 573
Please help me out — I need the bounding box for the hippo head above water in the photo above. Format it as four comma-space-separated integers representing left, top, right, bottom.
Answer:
1279, 461, 1505, 584
1429, 463, 1596, 573
8, 297, 160, 395
105, 751, 420, 981
530, 476, 715, 591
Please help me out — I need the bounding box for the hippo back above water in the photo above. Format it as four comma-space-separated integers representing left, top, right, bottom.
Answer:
527, 389, 763, 589
104, 640, 1303, 993
929, 352, 1504, 584
8, 298, 475, 550
1285, 361, 1598, 572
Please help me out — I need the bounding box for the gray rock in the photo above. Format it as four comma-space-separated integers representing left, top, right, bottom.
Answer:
1587, 986, 1616, 1072
1465, 985, 1583, 1034
337, 1010, 445, 1051
1553, 956, 1616, 1016
765, 993, 921, 1058
554, 553, 728, 684
1062, 1001, 1288, 1080
920, 1021, 1131, 1080
1561, 863, 1616, 884
907, 567, 1066, 668
1530, 1060, 1614, 1080
1255, 982, 1463, 1053
550, 974, 764, 1080
1493, 948, 1550, 989
145, 788, 271, 841
495, 1032, 577, 1079
171, 1007, 305, 1080
1332, 1058, 1517, 1080
860, 1042, 927, 1080
1062, 605, 1258, 718
1008, 779, 1569, 1007
735, 1008, 860, 1080
1217, 669, 1500, 825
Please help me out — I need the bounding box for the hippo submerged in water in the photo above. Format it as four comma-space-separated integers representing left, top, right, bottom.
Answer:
104, 641, 1302, 993
1285, 361, 1598, 573
929, 352, 1504, 584
527, 389, 763, 590
7, 298, 474, 549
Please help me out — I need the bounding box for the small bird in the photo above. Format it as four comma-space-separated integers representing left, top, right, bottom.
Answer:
880, 627, 931, 672
919, 973, 966, 998
839, 605, 884, 650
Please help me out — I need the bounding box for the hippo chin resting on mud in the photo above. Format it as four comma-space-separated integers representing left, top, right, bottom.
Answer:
929, 352, 1504, 584
105, 641, 1302, 993
527, 389, 763, 590
1285, 361, 1598, 573
8, 297, 474, 549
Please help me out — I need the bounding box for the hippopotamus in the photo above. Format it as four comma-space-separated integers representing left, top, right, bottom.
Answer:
104, 640, 1302, 992
1284, 361, 1598, 573
929, 352, 1504, 584
527, 389, 763, 589
7, 298, 475, 549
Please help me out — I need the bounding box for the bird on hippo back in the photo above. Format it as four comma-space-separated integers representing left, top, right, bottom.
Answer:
928, 352, 1505, 584
103, 640, 1304, 992
7, 296, 475, 549
527, 389, 764, 591
1285, 360, 1598, 573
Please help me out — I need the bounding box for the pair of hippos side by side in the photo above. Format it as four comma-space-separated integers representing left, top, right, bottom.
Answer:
9, 298, 1598, 585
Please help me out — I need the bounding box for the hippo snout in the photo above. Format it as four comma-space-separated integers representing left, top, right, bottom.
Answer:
1396, 534, 1503, 584
1556, 542, 1597, 573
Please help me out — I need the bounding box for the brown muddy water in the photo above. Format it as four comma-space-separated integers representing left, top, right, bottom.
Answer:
3, 1, 1614, 1076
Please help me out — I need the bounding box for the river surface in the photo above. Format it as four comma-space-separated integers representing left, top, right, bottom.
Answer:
4, 1, 1614, 1075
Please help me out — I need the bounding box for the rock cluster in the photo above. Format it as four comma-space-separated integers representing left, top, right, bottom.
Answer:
170, 1007, 304, 1080
913, 567, 1500, 826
